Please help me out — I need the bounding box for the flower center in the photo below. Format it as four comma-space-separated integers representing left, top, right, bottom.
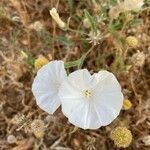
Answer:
84, 89, 92, 98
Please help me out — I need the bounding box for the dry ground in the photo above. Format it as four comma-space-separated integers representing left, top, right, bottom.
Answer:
0, 0, 150, 150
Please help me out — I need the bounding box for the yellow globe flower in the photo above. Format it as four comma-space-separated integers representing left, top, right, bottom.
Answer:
110, 126, 132, 148
123, 99, 132, 110
126, 36, 138, 48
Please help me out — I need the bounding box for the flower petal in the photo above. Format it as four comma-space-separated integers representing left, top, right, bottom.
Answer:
90, 71, 123, 126
93, 70, 121, 92
59, 69, 123, 129
93, 92, 123, 126
32, 60, 67, 114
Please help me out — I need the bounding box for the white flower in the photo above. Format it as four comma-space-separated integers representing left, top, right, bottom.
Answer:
124, 0, 144, 11
50, 8, 66, 29
59, 69, 123, 129
32, 61, 67, 114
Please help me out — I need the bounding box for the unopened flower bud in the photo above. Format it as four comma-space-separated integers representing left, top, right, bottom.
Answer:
50, 8, 66, 29
34, 55, 49, 70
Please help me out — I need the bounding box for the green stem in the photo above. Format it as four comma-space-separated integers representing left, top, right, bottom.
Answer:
78, 45, 95, 69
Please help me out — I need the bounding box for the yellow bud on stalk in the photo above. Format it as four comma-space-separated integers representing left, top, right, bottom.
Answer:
110, 126, 132, 148
34, 55, 49, 70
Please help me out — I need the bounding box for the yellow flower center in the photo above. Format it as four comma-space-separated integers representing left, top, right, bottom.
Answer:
84, 90, 92, 98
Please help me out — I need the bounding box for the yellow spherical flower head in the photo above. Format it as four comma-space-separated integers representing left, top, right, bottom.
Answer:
123, 99, 132, 110
126, 36, 138, 48
31, 119, 45, 139
34, 55, 49, 70
110, 126, 132, 148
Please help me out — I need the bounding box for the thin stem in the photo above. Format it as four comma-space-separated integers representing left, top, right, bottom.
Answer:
78, 45, 95, 69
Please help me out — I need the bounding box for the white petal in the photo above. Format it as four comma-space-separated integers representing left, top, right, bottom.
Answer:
32, 60, 67, 114
59, 69, 123, 129
64, 102, 104, 129
91, 71, 123, 126
93, 70, 121, 92
93, 92, 123, 126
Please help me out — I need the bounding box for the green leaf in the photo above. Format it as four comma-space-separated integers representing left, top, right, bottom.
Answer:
67, 0, 74, 13
145, 0, 150, 5
108, 0, 118, 6
84, 9, 97, 33
77, 54, 88, 69
95, 0, 100, 4
21, 50, 35, 67
55, 36, 73, 46
129, 19, 143, 27
65, 59, 81, 68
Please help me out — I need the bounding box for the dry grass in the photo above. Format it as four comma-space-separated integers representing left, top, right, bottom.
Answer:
0, 0, 150, 149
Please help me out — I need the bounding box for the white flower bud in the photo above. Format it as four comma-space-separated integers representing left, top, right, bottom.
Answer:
50, 8, 66, 29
